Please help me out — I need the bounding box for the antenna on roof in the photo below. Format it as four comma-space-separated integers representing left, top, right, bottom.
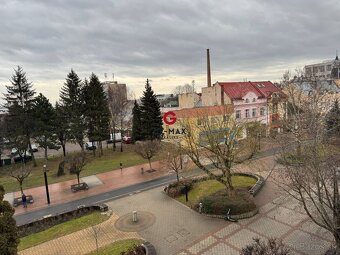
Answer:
336, 50, 339, 60
112, 73, 114, 81
104, 73, 107, 79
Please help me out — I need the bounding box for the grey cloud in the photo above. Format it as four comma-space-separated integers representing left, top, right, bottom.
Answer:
0, 0, 340, 102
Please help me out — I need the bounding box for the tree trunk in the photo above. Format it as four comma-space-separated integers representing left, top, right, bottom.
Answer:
176, 172, 180, 182
44, 147, 48, 161
100, 141, 103, 157
19, 182, 23, 194
77, 173, 80, 184
113, 126, 116, 151
120, 119, 123, 152
92, 141, 96, 157
335, 234, 340, 255
28, 141, 37, 167
148, 158, 152, 170
62, 143, 66, 157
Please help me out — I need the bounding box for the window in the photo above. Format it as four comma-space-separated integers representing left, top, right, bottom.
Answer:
252, 108, 256, 118
313, 66, 318, 73
272, 103, 278, 113
327, 65, 332, 71
245, 109, 250, 118
260, 107, 265, 116
245, 98, 249, 103
305, 67, 311, 74
236, 110, 241, 119
252, 98, 256, 102
319, 66, 325, 72
223, 115, 228, 122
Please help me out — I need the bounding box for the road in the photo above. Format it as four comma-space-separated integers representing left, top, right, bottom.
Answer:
14, 175, 176, 226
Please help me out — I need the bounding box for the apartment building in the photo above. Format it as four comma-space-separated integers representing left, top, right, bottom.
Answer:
305, 54, 340, 79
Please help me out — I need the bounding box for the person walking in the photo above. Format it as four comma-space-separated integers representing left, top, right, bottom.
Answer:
22, 193, 27, 208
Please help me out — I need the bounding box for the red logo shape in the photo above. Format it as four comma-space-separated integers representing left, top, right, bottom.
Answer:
163, 111, 177, 125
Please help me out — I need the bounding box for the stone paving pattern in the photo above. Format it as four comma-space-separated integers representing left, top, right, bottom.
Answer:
19, 213, 141, 255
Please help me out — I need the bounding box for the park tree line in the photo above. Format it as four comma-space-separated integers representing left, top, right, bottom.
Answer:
0, 66, 111, 164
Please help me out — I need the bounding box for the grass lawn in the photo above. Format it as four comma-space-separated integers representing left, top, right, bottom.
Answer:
19, 212, 110, 251
0, 144, 162, 193
177, 176, 257, 207
87, 239, 143, 255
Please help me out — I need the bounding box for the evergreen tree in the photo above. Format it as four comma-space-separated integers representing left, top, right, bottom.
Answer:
326, 99, 340, 136
131, 100, 142, 142
54, 103, 69, 157
140, 79, 163, 140
82, 74, 110, 156
60, 69, 86, 150
0, 185, 19, 255
4, 66, 37, 165
32, 93, 60, 160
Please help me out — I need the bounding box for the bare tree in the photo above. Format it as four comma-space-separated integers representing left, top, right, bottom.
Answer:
67, 152, 89, 184
162, 142, 186, 182
134, 140, 161, 170
276, 71, 340, 253
240, 238, 290, 255
107, 85, 130, 152
88, 224, 101, 255
180, 106, 256, 197
10, 163, 31, 194
173, 83, 195, 95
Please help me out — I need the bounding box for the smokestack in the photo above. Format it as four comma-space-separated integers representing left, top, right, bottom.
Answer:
207, 49, 212, 87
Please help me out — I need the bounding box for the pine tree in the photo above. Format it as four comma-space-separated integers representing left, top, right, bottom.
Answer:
4, 66, 37, 165
0, 185, 19, 255
131, 100, 142, 142
140, 79, 163, 140
326, 99, 340, 136
60, 69, 86, 150
55, 103, 69, 157
32, 93, 60, 160
83, 74, 111, 156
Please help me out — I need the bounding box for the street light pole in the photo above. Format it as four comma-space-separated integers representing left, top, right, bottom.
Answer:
43, 164, 50, 204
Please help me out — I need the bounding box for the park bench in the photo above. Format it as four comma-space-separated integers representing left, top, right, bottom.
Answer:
13, 195, 34, 207
71, 182, 89, 192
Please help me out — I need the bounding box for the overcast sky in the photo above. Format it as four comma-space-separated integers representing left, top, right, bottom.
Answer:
0, 0, 339, 104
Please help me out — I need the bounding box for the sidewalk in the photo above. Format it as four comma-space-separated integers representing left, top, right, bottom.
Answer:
10, 161, 170, 216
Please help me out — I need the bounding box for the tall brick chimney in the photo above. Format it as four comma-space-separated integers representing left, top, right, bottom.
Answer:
207, 49, 212, 87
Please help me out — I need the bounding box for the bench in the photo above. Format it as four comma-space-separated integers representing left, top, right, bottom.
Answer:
71, 182, 89, 192
13, 195, 34, 207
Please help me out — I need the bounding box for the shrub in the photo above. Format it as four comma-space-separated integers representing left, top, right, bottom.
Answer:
198, 188, 256, 215
167, 179, 194, 198
240, 238, 290, 255
121, 244, 146, 255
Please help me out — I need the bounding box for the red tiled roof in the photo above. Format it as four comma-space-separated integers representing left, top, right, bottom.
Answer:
217, 81, 283, 100
170, 105, 234, 118
249, 81, 281, 98
217, 82, 263, 100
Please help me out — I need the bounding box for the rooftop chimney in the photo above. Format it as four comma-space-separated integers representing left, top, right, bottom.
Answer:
207, 49, 212, 87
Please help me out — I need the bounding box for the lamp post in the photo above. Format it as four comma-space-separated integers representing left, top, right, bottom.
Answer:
43, 164, 50, 204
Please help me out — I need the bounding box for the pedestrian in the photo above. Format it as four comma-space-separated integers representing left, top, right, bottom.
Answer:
22, 193, 27, 208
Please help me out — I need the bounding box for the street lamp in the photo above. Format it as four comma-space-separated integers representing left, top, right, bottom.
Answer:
43, 164, 50, 204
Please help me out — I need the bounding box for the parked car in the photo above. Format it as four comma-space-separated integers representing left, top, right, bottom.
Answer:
122, 136, 132, 144
14, 152, 32, 163
85, 142, 97, 150
106, 133, 122, 143
11, 148, 18, 155
30, 144, 38, 152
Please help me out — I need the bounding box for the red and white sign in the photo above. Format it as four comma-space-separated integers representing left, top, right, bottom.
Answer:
163, 111, 177, 125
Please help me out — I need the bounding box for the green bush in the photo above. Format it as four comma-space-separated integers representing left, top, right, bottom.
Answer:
198, 189, 256, 215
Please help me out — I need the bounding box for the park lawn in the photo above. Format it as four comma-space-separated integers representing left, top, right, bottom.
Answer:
177, 176, 257, 207
0, 144, 162, 193
87, 239, 143, 255
19, 212, 110, 251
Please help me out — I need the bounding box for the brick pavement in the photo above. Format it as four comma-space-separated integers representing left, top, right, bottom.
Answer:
19, 212, 142, 255
11, 161, 169, 215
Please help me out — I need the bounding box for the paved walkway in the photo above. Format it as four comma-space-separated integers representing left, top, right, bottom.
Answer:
178, 195, 333, 255
10, 161, 170, 216
19, 212, 142, 255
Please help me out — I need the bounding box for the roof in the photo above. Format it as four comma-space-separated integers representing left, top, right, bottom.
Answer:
171, 105, 234, 118
217, 82, 263, 100
217, 81, 283, 100
249, 81, 282, 98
